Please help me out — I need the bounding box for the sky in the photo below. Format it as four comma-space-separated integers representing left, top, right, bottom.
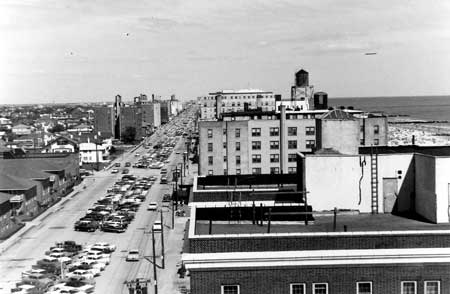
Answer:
1, 0, 450, 104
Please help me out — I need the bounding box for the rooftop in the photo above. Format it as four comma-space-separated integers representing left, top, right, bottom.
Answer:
194, 213, 450, 236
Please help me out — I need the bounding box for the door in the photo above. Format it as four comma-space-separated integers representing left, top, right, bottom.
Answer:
383, 178, 398, 213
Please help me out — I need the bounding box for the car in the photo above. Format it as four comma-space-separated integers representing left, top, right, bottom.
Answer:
147, 202, 158, 211
153, 220, 162, 232
74, 220, 98, 232
111, 168, 119, 174
91, 242, 116, 253
122, 168, 130, 174
67, 269, 94, 280
160, 176, 168, 184
134, 153, 140, 157
114, 162, 121, 167
101, 223, 126, 233
125, 162, 131, 167
126, 249, 139, 262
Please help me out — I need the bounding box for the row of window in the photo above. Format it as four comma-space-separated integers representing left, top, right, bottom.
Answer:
207, 166, 297, 176
361, 125, 380, 134
361, 138, 380, 145
221, 281, 440, 294
207, 127, 316, 139
208, 153, 299, 165
207, 140, 315, 152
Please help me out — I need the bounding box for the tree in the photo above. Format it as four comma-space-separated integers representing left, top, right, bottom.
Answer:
122, 127, 136, 143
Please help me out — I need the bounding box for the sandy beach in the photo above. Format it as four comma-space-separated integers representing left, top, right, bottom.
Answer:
388, 117, 450, 146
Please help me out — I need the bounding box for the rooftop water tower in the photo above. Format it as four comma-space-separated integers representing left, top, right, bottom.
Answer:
295, 69, 309, 87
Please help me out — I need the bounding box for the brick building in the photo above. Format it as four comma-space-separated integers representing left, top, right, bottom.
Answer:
183, 171, 450, 294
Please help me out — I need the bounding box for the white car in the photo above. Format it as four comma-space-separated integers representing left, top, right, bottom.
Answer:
67, 269, 94, 280
111, 168, 119, 174
91, 242, 116, 253
126, 249, 139, 262
147, 202, 158, 211
153, 220, 162, 232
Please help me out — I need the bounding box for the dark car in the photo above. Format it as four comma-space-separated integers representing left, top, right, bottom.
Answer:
74, 220, 99, 232
125, 162, 131, 167
101, 223, 126, 233
122, 168, 130, 174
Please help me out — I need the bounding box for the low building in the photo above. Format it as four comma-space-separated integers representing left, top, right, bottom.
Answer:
11, 124, 35, 135
42, 136, 79, 153
182, 169, 450, 294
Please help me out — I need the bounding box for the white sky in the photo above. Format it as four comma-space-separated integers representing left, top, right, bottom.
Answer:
1, 0, 450, 104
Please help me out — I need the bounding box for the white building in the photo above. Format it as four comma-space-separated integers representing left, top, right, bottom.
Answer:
198, 89, 276, 120
79, 138, 112, 164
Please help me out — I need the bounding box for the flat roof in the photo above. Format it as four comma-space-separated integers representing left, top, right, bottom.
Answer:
194, 213, 450, 235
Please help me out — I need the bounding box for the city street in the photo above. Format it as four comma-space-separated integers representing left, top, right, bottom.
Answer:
0, 128, 189, 293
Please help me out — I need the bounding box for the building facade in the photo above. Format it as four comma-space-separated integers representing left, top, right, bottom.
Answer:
198, 108, 388, 176
119, 105, 143, 141
93, 106, 114, 138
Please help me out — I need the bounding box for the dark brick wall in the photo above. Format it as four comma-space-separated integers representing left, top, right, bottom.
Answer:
189, 233, 450, 253
190, 263, 450, 294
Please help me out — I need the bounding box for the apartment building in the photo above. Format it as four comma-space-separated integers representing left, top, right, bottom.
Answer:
198, 108, 387, 176
198, 89, 277, 120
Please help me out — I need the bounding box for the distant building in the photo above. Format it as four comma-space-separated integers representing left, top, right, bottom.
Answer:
42, 136, 79, 153
11, 124, 34, 135
159, 100, 171, 124
119, 105, 143, 141
93, 106, 115, 138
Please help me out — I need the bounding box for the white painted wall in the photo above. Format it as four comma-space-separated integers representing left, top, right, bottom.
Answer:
435, 157, 450, 223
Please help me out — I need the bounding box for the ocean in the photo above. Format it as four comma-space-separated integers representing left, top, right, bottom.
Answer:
329, 96, 450, 121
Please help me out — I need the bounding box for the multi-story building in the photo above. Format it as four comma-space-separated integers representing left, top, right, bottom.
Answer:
198, 89, 277, 120
159, 100, 171, 124
198, 107, 387, 176
140, 103, 161, 130
93, 106, 114, 138
119, 105, 143, 141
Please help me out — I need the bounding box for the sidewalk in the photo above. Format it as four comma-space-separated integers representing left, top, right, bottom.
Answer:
155, 158, 197, 293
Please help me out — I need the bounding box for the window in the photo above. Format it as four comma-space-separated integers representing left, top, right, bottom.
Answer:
288, 140, 297, 149
306, 140, 315, 149
374, 139, 379, 145
306, 126, 315, 135
224, 169, 227, 175
208, 143, 213, 152
223, 128, 227, 135
252, 154, 261, 163
288, 167, 297, 174
235, 128, 240, 138
221, 285, 239, 294
357, 282, 372, 294
288, 154, 296, 162
207, 129, 213, 138
252, 168, 261, 174
270, 167, 279, 174
223, 142, 227, 149
236, 169, 241, 175
360, 125, 364, 132
251, 128, 261, 136
208, 170, 213, 175
313, 283, 328, 294
425, 281, 440, 294
236, 155, 241, 165
252, 141, 261, 150
269, 141, 279, 150
374, 125, 379, 134
401, 281, 416, 294
236, 142, 240, 151
360, 139, 365, 145
224, 156, 227, 162
288, 127, 297, 136
290, 284, 305, 294
270, 127, 279, 136
270, 154, 279, 163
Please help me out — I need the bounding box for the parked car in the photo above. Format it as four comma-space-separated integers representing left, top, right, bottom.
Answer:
114, 162, 121, 167
67, 269, 94, 280
126, 249, 139, 262
125, 162, 131, 167
111, 168, 119, 174
74, 220, 98, 232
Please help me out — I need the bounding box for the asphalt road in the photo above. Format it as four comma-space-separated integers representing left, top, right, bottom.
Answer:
0, 131, 188, 293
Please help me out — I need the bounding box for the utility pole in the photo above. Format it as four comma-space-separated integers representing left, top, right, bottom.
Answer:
160, 210, 165, 269
172, 198, 175, 230
152, 229, 158, 294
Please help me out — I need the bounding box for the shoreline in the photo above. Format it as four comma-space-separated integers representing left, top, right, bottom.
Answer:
388, 116, 450, 146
